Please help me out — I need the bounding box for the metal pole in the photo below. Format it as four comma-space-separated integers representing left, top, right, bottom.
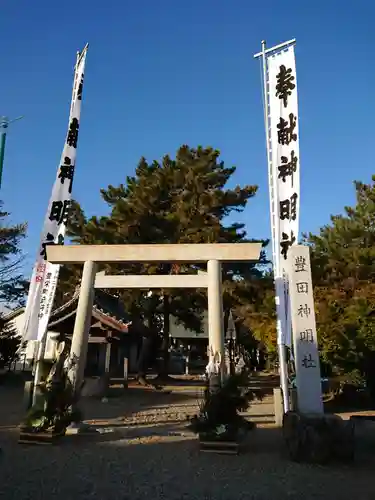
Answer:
0, 115, 24, 190
253, 38, 296, 59
260, 41, 276, 265
259, 40, 290, 413
0, 128, 7, 190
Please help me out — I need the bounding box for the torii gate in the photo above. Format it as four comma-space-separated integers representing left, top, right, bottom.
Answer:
46, 243, 261, 393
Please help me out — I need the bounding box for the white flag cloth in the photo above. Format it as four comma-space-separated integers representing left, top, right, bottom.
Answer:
267, 45, 300, 346
22, 46, 88, 342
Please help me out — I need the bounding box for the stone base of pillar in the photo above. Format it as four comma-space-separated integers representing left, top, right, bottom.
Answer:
290, 388, 298, 411
80, 374, 110, 398
23, 381, 34, 411
273, 388, 284, 427
283, 411, 355, 464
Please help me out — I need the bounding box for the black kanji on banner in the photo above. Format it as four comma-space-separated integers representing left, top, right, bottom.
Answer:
58, 156, 75, 193
280, 230, 296, 260
277, 113, 297, 145
275, 65, 295, 108
279, 193, 298, 221
278, 150, 298, 187
40, 233, 64, 259
49, 200, 71, 225
77, 74, 84, 100
67, 118, 79, 148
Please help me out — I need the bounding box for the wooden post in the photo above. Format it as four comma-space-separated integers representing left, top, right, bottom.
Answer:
105, 341, 111, 374
123, 357, 128, 388
185, 344, 190, 375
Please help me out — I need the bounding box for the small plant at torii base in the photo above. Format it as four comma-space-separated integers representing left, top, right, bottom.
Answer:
21, 344, 82, 434
188, 370, 262, 441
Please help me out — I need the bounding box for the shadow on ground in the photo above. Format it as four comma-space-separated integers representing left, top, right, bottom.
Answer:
0, 376, 203, 428
2, 424, 375, 500
82, 387, 202, 423
0, 371, 278, 424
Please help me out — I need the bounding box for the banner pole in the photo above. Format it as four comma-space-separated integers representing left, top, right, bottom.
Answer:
0, 116, 24, 189
0, 125, 7, 190
31, 47, 83, 405
259, 40, 290, 413
254, 38, 296, 59
260, 41, 275, 262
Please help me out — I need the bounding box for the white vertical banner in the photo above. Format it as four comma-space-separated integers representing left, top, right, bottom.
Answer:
268, 44, 300, 346
22, 45, 88, 342
289, 245, 323, 414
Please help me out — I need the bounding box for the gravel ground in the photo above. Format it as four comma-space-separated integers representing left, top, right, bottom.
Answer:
1, 382, 375, 500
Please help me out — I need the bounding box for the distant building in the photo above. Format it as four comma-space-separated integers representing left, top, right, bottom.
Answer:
3, 306, 26, 336
3, 307, 28, 371
169, 311, 208, 340
4, 290, 134, 374
47, 288, 133, 375
4, 296, 237, 376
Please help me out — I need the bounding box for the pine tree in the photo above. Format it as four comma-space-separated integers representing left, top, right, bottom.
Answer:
0, 202, 28, 306
57, 146, 270, 373
64, 146, 266, 310
0, 315, 20, 369
305, 175, 375, 385
231, 271, 278, 365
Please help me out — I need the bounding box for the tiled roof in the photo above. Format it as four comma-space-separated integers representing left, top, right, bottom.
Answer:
48, 288, 130, 333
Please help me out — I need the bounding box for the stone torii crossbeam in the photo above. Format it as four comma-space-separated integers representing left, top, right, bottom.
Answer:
46, 243, 261, 396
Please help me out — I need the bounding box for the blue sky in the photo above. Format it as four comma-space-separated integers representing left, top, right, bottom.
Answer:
0, 0, 374, 275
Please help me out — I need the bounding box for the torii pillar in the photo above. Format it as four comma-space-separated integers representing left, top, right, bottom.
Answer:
207, 259, 225, 378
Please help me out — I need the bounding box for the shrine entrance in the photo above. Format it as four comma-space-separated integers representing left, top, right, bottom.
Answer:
45, 243, 261, 394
